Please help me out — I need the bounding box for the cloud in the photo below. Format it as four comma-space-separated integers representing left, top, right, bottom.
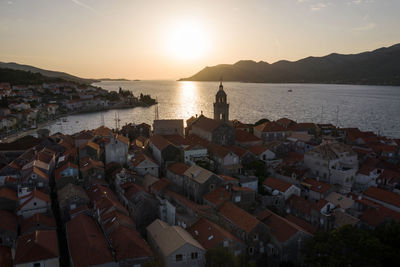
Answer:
310, 2, 329, 11
352, 22, 376, 31
349, 0, 375, 5
71, 0, 98, 14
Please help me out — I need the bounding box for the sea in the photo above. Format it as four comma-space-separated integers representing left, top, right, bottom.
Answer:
45, 81, 400, 138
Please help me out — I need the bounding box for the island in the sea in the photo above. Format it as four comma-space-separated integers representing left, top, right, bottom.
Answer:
180, 43, 400, 85
0, 67, 156, 140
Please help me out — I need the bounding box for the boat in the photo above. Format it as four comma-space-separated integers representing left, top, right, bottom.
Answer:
288, 89, 293, 92
75, 121, 79, 123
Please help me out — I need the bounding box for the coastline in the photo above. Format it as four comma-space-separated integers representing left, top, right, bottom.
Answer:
1, 102, 156, 143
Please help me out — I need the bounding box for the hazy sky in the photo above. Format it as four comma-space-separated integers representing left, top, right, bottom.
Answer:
1, 0, 399, 79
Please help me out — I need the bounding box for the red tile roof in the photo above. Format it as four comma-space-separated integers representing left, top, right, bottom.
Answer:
204, 187, 231, 206
208, 143, 232, 158
19, 190, 50, 209
235, 129, 260, 143
303, 178, 332, 194
263, 177, 292, 193
67, 214, 114, 267
0, 209, 17, 232
109, 225, 153, 260
364, 186, 400, 208
359, 204, 400, 227
150, 178, 170, 194
0, 187, 17, 201
167, 162, 190, 176
219, 201, 259, 233
20, 213, 56, 234
287, 195, 320, 216
192, 116, 222, 132
188, 217, 243, 250
0, 246, 12, 267
255, 121, 286, 133
131, 152, 158, 167
285, 214, 317, 234
150, 134, 171, 150
248, 145, 269, 156
257, 209, 309, 243
14, 230, 59, 264
229, 145, 250, 158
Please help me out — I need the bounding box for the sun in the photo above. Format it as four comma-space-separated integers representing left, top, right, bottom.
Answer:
166, 21, 208, 61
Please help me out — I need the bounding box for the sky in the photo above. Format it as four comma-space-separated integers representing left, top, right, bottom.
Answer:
1, 0, 400, 80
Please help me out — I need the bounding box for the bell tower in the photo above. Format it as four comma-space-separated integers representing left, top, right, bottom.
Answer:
213, 81, 229, 122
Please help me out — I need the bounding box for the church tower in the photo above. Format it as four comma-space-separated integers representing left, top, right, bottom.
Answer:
213, 81, 229, 122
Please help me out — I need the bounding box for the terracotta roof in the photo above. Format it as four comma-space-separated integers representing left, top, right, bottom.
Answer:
109, 225, 153, 260
0, 246, 12, 267
86, 184, 118, 203
257, 209, 310, 243
0, 209, 17, 232
254, 121, 286, 133
263, 177, 293, 193
147, 219, 204, 256
67, 214, 114, 267
163, 134, 189, 147
208, 143, 232, 158
20, 213, 56, 234
204, 187, 231, 206
248, 145, 269, 156
276, 118, 296, 128
150, 178, 170, 194
359, 204, 400, 227
364, 186, 400, 208
188, 217, 243, 250
19, 189, 50, 208
0, 186, 17, 201
186, 134, 210, 147
219, 201, 259, 233
192, 115, 222, 132
80, 157, 104, 172
115, 134, 130, 145
167, 162, 190, 176
377, 169, 400, 185
55, 161, 78, 180
131, 152, 158, 167
14, 230, 59, 264
302, 178, 332, 194
184, 165, 217, 184
94, 125, 112, 137
150, 134, 172, 150
235, 129, 260, 143
229, 145, 250, 158
219, 175, 238, 182
285, 214, 317, 234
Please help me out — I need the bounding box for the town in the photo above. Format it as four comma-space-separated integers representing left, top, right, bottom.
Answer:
0, 81, 399, 267
0, 78, 156, 140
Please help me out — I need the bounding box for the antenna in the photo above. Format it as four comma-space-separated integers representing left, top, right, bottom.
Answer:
114, 112, 120, 130
154, 97, 159, 120
320, 105, 324, 124
336, 106, 339, 128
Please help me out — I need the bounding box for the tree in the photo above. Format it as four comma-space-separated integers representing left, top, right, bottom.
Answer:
254, 118, 270, 126
303, 223, 400, 267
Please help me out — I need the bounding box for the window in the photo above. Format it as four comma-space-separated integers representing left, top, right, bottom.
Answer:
223, 240, 229, 247
235, 196, 241, 203
254, 234, 259, 241
209, 184, 215, 191
249, 247, 254, 255
33, 202, 37, 206
33, 263, 41, 267
175, 254, 183, 261
191, 252, 199, 259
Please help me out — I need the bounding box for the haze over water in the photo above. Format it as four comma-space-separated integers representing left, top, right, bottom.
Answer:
46, 81, 400, 138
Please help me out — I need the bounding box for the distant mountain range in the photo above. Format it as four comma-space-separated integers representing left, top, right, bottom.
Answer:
180, 43, 400, 85
0, 62, 99, 84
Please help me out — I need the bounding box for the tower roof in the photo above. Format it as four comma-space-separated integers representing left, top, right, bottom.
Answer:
216, 81, 226, 98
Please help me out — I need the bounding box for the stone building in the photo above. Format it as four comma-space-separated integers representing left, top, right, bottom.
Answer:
214, 81, 229, 122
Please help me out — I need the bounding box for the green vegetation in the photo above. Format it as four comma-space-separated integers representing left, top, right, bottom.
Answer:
0, 68, 65, 85
303, 222, 400, 267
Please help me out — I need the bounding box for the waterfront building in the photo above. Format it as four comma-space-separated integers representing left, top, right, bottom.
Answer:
153, 119, 184, 136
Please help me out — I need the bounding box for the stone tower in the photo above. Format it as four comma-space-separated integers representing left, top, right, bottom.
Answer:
213, 81, 229, 122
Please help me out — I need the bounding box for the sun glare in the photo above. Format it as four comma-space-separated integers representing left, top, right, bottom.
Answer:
166, 21, 208, 61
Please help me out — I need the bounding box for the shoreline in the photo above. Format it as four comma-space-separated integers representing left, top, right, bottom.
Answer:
1, 102, 156, 143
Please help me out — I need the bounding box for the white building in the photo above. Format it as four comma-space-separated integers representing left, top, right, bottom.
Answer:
104, 134, 130, 165
304, 142, 358, 193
